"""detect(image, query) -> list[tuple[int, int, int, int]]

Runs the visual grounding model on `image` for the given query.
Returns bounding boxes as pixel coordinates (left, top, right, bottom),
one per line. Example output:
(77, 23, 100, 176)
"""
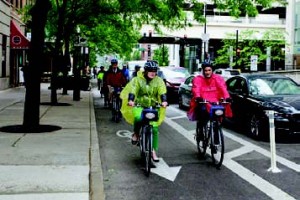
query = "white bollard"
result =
(266, 110, 281, 173)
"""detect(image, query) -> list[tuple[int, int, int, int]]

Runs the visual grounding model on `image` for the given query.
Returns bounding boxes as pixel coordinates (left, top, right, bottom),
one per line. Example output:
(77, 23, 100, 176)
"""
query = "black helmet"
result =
(135, 65, 141, 70)
(144, 60, 158, 72)
(201, 62, 214, 71)
(111, 58, 118, 64)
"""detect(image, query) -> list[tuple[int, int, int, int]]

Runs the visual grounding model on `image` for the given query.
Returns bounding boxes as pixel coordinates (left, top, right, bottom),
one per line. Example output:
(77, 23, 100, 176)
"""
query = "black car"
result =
(178, 74, 197, 109)
(226, 74, 300, 140)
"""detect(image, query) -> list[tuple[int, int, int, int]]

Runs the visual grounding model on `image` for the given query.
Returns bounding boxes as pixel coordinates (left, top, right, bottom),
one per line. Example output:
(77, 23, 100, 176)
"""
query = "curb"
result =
(89, 91, 105, 200)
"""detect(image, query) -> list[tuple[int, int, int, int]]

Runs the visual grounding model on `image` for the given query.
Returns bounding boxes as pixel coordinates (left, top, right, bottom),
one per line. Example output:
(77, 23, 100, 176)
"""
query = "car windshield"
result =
(249, 77, 300, 95)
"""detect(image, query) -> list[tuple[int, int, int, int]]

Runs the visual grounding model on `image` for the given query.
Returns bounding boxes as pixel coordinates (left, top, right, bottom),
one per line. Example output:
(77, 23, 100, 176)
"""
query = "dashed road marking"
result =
(163, 110, 297, 200)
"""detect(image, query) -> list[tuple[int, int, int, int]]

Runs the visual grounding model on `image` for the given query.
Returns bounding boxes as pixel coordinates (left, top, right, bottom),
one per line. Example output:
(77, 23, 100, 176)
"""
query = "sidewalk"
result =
(0, 82, 104, 200)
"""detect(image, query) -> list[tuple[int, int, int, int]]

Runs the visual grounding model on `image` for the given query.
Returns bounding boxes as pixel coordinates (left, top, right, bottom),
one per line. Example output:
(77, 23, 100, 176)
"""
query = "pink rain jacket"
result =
(187, 74, 232, 121)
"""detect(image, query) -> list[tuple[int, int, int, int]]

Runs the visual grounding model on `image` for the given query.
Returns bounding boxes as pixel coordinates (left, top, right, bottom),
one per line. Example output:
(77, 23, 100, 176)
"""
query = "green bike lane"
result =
(93, 89, 299, 200)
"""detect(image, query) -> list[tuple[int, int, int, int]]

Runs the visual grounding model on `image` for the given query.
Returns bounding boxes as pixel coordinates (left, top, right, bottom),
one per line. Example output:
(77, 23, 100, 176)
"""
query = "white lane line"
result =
(169, 115, 187, 120)
(163, 117, 297, 200)
(165, 107, 300, 173)
(224, 159, 295, 200)
(225, 146, 254, 159)
(223, 131, 300, 172)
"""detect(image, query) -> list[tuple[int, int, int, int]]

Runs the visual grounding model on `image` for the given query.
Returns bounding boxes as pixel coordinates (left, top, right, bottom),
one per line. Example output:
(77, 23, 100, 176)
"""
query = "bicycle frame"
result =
(196, 99, 228, 168)
(138, 106, 159, 176)
(111, 87, 122, 122)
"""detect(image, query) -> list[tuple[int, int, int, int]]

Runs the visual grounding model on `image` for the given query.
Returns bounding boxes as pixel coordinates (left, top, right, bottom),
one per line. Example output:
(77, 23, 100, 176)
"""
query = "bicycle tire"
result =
(196, 121, 208, 158)
(111, 95, 116, 121)
(114, 97, 120, 122)
(144, 126, 152, 177)
(139, 127, 145, 159)
(210, 122, 225, 168)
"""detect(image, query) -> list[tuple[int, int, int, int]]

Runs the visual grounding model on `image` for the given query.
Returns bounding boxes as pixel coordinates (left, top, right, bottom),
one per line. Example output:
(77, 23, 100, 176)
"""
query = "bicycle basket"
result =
(141, 108, 159, 122)
(209, 105, 225, 118)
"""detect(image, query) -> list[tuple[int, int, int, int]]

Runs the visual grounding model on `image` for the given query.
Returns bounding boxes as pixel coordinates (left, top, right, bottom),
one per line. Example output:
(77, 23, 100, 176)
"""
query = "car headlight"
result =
(274, 111, 291, 119)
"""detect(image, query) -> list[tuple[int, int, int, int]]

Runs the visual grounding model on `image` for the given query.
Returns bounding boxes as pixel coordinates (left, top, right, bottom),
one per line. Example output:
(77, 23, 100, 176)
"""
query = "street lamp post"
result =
(201, 3, 209, 63)
(235, 30, 239, 68)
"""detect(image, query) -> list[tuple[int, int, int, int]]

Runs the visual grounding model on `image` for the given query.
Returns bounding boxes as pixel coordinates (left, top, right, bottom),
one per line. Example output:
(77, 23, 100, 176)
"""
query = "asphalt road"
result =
(92, 90, 300, 200)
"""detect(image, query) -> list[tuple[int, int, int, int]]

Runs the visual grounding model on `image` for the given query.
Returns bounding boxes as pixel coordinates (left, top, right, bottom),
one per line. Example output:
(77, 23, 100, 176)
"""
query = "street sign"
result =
(201, 33, 210, 42)
(250, 55, 258, 71)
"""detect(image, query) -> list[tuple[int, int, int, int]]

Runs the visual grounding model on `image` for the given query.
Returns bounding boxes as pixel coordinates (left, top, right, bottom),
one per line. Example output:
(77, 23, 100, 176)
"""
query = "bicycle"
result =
(111, 87, 122, 122)
(195, 98, 230, 168)
(136, 104, 159, 177)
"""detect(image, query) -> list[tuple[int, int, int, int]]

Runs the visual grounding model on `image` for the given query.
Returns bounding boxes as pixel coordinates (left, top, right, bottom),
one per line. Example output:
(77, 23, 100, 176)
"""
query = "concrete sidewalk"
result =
(0, 83, 104, 200)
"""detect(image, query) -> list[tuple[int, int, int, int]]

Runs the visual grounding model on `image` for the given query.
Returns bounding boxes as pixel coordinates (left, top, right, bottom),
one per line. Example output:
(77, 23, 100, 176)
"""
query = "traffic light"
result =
(236, 48, 241, 57)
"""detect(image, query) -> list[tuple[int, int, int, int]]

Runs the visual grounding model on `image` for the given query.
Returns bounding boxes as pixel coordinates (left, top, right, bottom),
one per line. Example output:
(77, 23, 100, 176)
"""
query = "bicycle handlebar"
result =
(196, 98, 231, 105)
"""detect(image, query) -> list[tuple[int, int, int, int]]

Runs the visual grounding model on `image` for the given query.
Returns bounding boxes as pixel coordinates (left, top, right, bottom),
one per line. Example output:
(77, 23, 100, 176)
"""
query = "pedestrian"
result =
(93, 67, 97, 79)
(131, 65, 141, 79)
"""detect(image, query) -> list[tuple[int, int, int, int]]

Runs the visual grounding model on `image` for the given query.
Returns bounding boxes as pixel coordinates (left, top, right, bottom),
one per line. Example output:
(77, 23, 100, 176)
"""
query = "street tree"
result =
(153, 45, 170, 66)
(23, 0, 51, 130)
(214, 29, 286, 71)
(23, 0, 282, 130)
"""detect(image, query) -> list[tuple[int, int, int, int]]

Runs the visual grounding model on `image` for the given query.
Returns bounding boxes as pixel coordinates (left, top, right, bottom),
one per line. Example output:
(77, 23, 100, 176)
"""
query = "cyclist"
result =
(187, 63, 232, 136)
(106, 59, 127, 106)
(97, 66, 106, 96)
(131, 65, 141, 79)
(120, 60, 168, 162)
(122, 64, 130, 82)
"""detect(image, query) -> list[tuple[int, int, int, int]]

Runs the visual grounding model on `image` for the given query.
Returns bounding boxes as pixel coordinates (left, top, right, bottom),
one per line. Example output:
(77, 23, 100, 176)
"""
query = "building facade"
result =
(286, 0, 300, 68)
(0, 0, 29, 90)
(140, 3, 287, 72)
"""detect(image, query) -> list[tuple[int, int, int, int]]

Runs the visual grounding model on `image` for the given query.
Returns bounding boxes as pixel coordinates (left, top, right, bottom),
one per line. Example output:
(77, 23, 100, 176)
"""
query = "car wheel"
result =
(248, 114, 268, 140)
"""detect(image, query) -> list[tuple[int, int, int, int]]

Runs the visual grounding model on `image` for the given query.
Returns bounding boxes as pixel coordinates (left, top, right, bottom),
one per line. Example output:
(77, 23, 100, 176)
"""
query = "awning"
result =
(10, 20, 30, 49)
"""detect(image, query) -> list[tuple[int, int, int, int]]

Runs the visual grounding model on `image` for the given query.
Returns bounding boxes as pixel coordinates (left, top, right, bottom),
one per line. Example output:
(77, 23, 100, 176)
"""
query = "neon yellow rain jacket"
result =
(120, 71, 167, 125)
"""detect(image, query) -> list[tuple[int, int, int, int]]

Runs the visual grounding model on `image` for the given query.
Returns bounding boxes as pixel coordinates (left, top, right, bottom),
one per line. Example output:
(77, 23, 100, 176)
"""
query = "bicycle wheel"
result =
(111, 95, 116, 121)
(114, 97, 120, 122)
(139, 127, 145, 159)
(196, 121, 208, 158)
(210, 122, 225, 168)
(144, 126, 152, 177)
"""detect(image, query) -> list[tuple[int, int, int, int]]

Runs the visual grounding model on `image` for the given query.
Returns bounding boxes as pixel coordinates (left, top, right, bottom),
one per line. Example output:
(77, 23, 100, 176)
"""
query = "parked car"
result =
(226, 74, 300, 140)
(214, 68, 240, 80)
(160, 66, 190, 101)
(178, 74, 197, 109)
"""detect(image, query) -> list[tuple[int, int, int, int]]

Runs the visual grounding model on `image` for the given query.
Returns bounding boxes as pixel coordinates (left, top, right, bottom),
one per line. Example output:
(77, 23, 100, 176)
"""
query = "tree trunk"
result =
(23, 0, 51, 130)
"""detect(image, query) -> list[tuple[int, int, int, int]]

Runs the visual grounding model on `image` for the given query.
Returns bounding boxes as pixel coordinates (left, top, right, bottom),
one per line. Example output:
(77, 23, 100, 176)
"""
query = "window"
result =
(2, 35, 7, 77)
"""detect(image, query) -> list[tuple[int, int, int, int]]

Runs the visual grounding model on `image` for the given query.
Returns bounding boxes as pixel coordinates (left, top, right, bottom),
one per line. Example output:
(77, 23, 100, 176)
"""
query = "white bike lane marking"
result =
(115, 130, 182, 182)
(163, 110, 296, 200)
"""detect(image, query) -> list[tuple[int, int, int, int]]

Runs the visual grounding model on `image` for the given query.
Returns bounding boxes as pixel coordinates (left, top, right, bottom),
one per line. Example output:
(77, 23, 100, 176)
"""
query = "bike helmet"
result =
(201, 62, 214, 71)
(135, 65, 141, 70)
(111, 58, 118, 64)
(144, 60, 158, 72)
